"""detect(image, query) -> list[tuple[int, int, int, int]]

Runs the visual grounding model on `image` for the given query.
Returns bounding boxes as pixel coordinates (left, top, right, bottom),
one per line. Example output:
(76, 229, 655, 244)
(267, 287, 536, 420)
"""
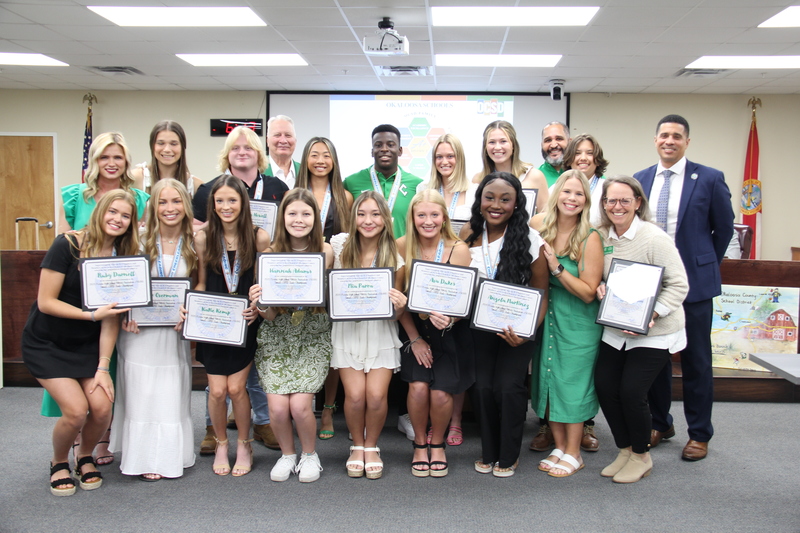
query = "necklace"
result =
(292, 244, 310, 252)
(225, 238, 236, 249)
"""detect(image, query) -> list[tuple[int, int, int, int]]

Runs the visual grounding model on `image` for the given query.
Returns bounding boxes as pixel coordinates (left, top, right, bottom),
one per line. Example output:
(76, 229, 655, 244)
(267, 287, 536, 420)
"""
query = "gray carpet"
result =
(0, 386, 796, 533)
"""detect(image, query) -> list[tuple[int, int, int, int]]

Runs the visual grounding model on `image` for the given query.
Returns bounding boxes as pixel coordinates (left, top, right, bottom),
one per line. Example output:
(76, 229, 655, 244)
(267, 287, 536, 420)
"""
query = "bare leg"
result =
(207, 373, 231, 474)
(447, 392, 465, 445)
(39, 378, 89, 487)
(363, 368, 393, 473)
(319, 368, 339, 438)
(267, 393, 295, 455)
(550, 421, 584, 475)
(290, 393, 317, 454)
(339, 368, 366, 467)
(408, 381, 431, 469)
(228, 364, 253, 475)
(429, 389, 453, 470)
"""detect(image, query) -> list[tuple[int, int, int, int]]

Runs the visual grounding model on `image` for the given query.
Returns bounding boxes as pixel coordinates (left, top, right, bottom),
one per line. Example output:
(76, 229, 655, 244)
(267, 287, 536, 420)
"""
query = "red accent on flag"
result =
(81, 108, 92, 182)
(740, 117, 761, 259)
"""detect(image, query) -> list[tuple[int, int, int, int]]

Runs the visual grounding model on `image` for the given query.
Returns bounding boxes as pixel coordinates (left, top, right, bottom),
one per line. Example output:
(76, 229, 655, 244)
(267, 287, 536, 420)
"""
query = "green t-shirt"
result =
(61, 183, 150, 230)
(343, 166, 423, 238)
(538, 162, 563, 188)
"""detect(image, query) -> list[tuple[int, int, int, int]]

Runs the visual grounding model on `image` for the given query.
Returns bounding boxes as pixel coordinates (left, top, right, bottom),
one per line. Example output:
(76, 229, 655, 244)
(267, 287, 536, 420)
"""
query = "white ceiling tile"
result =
(2, 3, 100, 25)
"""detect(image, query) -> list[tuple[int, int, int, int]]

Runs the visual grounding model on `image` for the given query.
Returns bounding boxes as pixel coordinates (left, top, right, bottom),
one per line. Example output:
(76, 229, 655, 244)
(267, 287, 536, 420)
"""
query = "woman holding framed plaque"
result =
(112, 179, 197, 481)
(594, 176, 688, 483)
(249, 189, 334, 483)
(330, 191, 408, 479)
(529, 170, 604, 478)
(460, 171, 549, 478)
(22, 190, 140, 496)
(294, 137, 353, 441)
(193, 176, 270, 477)
(397, 190, 473, 477)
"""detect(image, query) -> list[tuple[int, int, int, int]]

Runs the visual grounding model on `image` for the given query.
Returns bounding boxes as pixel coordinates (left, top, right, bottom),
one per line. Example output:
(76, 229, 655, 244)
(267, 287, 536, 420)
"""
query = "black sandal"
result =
(429, 442, 448, 478)
(74, 455, 103, 490)
(411, 442, 430, 477)
(49, 461, 76, 497)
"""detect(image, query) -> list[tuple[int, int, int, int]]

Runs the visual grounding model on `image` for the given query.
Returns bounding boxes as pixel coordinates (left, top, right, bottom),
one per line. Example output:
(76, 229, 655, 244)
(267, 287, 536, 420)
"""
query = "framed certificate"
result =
(182, 291, 249, 347)
(596, 258, 664, 335)
(470, 278, 543, 339)
(250, 199, 279, 240)
(327, 268, 395, 322)
(79, 255, 152, 310)
(450, 218, 469, 236)
(257, 253, 325, 306)
(406, 260, 478, 318)
(522, 188, 539, 218)
(128, 278, 191, 327)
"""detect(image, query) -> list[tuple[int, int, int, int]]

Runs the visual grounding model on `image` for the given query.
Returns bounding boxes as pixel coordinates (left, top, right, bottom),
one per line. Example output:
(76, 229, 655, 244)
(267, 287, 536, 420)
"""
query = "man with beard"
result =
(539, 121, 570, 188)
(343, 124, 423, 238)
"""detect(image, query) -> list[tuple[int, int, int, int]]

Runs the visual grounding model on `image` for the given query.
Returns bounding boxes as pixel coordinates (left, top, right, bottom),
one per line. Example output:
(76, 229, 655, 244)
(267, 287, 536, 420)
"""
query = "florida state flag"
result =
(740, 111, 761, 259)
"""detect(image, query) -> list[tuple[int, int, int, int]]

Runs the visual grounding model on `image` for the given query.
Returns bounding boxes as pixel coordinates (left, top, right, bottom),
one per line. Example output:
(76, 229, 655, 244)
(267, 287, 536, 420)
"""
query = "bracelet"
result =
(445, 317, 455, 331)
(96, 366, 110, 373)
(91, 310, 97, 322)
(99, 356, 111, 362)
(403, 335, 422, 353)
(256, 304, 270, 312)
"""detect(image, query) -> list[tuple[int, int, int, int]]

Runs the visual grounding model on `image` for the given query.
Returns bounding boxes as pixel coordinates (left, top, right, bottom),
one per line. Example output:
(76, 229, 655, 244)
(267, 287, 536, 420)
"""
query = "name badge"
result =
(604, 246, 614, 255)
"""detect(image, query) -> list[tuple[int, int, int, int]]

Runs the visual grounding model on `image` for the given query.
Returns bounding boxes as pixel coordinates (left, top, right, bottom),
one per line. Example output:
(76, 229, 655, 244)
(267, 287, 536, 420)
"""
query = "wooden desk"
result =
(749, 354, 800, 385)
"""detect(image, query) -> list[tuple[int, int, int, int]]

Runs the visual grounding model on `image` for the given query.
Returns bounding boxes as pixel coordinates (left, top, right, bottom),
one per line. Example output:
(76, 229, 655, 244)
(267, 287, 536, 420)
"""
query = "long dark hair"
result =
(295, 136, 350, 234)
(466, 171, 533, 286)
(204, 175, 257, 274)
(148, 120, 192, 191)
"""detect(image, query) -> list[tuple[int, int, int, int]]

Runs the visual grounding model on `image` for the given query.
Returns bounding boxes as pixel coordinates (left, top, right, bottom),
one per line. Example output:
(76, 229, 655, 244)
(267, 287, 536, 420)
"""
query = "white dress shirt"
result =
(648, 157, 687, 241)
(269, 155, 296, 189)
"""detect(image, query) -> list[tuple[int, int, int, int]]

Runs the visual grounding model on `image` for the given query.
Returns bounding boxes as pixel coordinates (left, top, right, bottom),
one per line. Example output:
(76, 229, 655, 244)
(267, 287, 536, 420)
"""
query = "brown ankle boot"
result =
(253, 423, 280, 450)
(199, 426, 216, 455)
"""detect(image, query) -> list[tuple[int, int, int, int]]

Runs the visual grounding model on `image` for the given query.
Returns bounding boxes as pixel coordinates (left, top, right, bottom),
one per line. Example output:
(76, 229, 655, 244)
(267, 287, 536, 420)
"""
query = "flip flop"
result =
(538, 448, 564, 472)
(548, 453, 585, 478)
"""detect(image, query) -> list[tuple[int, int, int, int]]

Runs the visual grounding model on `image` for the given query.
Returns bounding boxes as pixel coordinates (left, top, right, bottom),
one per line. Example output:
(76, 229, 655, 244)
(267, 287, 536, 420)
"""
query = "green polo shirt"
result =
(343, 166, 423, 238)
(539, 162, 563, 188)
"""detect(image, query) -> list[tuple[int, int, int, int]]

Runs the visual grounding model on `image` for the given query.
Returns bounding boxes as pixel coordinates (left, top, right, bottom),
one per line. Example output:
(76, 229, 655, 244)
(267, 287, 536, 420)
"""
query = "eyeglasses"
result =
(603, 197, 635, 207)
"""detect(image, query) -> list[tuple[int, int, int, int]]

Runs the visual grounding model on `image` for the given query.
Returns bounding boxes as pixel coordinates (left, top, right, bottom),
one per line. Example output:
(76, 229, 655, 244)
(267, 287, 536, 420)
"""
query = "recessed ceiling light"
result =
(687, 56, 800, 69)
(0, 53, 68, 66)
(431, 6, 599, 26)
(435, 54, 561, 67)
(87, 6, 266, 27)
(759, 6, 800, 27)
(176, 54, 307, 67)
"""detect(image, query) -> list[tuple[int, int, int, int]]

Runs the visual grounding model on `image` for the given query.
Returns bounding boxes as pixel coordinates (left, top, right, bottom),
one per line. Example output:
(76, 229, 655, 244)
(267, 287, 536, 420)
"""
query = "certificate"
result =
(596, 258, 664, 335)
(450, 218, 469, 236)
(257, 253, 325, 306)
(522, 188, 539, 218)
(470, 279, 543, 339)
(327, 268, 395, 322)
(80, 255, 152, 310)
(406, 260, 478, 318)
(250, 199, 279, 239)
(128, 278, 191, 327)
(182, 291, 249, 347)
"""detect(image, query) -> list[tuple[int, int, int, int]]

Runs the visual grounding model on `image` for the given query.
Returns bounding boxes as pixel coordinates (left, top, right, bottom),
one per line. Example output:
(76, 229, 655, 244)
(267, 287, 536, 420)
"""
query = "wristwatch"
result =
(551, 264, 564, 277)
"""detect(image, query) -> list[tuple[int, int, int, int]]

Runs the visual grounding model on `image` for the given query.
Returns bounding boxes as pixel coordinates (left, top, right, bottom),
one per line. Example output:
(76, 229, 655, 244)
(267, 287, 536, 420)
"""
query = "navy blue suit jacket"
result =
(634, 160, 734, 304)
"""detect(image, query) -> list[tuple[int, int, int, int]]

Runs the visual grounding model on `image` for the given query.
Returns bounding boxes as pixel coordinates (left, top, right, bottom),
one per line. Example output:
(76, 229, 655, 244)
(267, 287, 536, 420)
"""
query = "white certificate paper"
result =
(182, 291, 248, 346)
(450, 219, 469, 236)
(250, 200, 279, 240)
(596, 259, 664, 335)
(470, 279, 543, 339)
(327, 268, 395, 321)
(522, 188, 539, 218)
(128, 278, 191, 327)
(80, 255, 152, 310)
(257, 253, 325, 306)
(406, 260, 478, 318)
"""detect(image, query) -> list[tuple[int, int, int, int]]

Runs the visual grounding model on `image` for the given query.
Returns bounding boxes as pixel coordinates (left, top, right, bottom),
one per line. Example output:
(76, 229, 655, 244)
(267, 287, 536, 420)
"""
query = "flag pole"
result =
(740, 97, 762, 259)
(81, 93, 97, 182)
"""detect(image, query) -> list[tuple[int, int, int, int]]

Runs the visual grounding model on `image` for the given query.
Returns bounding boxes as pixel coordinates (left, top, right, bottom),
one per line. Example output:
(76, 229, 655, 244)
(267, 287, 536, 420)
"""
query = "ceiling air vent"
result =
(675, 68, 728, 78)
(374, 65, 432, 77)
(89, 66, 145, 76)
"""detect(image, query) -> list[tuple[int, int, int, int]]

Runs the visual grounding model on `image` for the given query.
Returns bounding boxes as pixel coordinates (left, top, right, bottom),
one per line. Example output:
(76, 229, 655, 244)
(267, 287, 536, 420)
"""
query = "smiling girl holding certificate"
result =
(193, 176, 270, 477)
(460, 172, 549, 478)
(112, 179, 197, 481)
(397, 190, 473, 478)
(22, 190, 139, 496)
(248, 189, 334, 483)
(330, 191, 408, 479)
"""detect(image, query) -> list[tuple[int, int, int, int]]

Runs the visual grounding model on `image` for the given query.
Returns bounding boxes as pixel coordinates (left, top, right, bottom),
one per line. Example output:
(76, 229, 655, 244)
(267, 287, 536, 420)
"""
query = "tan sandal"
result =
(212, 437, 230, 476)
(232, 438, 254, 477)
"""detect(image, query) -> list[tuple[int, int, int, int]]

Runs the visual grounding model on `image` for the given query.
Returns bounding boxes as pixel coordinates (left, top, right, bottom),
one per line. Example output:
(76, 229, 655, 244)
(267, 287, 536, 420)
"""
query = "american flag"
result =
(81, 105, 92, 182)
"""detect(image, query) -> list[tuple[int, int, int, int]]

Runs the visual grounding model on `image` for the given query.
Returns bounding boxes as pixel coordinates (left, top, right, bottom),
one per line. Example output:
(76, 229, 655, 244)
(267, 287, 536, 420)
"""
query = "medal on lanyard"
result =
(291, 307, 305, 326)
(589, 176, 599, 194)
(319, 184, 332, 229)
(418, 239, 444, 321)
(156, 236, 182, 278)
(481, 224, 504, 280)
(439, 186, 460, 219)
(253, 175, 264, 200)
(370, 166, 403, 211)
(220, 237, 241, 294)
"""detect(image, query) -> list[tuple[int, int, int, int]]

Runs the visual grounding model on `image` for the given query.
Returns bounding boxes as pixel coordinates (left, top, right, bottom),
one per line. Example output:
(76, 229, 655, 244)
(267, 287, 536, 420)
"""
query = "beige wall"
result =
(1, 90, 797, 259)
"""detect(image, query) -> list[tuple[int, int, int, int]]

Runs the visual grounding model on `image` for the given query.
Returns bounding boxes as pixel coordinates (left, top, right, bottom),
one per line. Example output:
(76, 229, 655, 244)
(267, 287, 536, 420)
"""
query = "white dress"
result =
(329, 233, 404, 372)
(110, 254, 195, 478)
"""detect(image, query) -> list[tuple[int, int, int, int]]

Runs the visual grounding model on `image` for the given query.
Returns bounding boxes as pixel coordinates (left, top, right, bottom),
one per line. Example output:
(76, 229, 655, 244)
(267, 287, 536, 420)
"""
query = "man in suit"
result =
(634, 114, 734, 461)
(265, 115, 300, 188)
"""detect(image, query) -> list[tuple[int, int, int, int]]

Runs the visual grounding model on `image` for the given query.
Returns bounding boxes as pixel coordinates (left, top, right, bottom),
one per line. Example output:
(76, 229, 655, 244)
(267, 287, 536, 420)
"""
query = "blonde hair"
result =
(341, 191, 398, 270)
(76, 189, 140, 258)
(427, 134, 469, 194)
(539, 169, 594, 262)
(403, 190, 459, 290)
(217, 126, 268, 174)
(476, 121, 529, 182)
(83, 132, 135, 201)
(143, 178, 197, 274)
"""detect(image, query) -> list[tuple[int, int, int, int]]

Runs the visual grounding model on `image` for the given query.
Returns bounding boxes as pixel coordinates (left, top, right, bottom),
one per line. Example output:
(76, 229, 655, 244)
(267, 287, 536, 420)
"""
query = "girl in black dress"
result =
(23, 190, 140, 496)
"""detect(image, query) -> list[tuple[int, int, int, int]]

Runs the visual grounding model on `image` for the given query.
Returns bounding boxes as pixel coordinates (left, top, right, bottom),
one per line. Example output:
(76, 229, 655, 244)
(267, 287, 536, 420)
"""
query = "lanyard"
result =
(433, 238, 444, 263)
(156, 236, 182, 278)
(481, 224, 504, 279)
(439, 186, 460, 218)
(319, 184, 332, 228)
(370, 166, 403, 211)
(253, 175, 263, 200)
(589, 175, 600, 194)
(220, 237, 241, 294)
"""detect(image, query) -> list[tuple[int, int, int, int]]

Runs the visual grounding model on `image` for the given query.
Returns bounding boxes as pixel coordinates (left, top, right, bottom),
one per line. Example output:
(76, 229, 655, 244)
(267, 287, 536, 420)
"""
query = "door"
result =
(0, 135, 56, 250)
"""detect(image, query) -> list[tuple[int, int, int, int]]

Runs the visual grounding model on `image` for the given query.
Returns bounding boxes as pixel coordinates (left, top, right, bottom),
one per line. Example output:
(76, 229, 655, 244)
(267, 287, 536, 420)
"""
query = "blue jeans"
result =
(204, 365, 270, 425)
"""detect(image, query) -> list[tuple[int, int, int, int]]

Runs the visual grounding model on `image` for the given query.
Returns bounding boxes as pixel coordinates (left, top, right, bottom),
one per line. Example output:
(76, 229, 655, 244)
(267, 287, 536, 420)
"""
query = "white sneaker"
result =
(270, 454, 297, 482)
(296, 452, 323, 483)
(397, 413, 415, 440)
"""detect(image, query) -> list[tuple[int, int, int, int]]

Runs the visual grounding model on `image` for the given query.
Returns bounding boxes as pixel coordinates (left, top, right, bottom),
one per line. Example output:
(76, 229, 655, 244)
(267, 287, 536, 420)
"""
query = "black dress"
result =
(195, 250, 260, 376)
(22, 234, 102, 379)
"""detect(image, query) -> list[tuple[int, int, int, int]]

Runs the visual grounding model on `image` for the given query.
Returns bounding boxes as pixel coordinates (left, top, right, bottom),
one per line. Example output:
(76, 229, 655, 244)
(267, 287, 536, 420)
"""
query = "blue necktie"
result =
(656, 169, 673, 232)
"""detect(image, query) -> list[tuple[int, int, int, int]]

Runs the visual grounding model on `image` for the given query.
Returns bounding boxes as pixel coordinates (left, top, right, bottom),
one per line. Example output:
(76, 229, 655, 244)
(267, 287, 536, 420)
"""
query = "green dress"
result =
(531, 231, 602, 423)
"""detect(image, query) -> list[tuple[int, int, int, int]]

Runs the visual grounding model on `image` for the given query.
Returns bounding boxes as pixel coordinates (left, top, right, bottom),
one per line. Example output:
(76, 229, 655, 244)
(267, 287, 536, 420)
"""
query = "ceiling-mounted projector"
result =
(363, 17, 409, 56)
